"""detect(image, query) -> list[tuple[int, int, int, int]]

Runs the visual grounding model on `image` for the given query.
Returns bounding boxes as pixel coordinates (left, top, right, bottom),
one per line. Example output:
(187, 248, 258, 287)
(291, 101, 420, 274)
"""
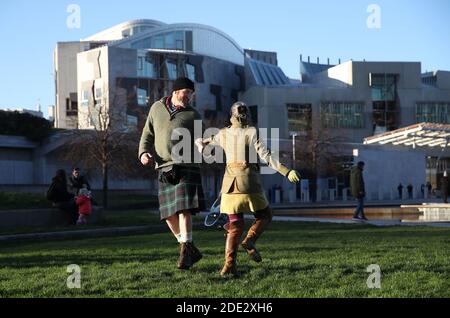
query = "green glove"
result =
(287, 170, 301, 183)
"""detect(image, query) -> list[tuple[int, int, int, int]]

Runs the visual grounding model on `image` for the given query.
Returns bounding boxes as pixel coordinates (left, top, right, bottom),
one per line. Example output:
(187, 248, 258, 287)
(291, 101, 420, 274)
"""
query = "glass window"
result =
(186, 63, 195, 81)
(81, 90, 89, 101)
(137, 88, 148, 106)
(95, 87, 102, 100)
(164, 32, 175, 49)
(81, 90, 89, 107)
(144, 58, 155, 78)
(175, 31, 184, 50)
(175, 31, 184, 41)
(137, 54, 155, 78)
(286, 103, 312, 131)
(370, 73, 396, 101)
(321, 102, 364, 129)
(166, 61, 177, 80)
(416, 102, 450, 124)
(153, 35, 164, 49)
(137, 57, 143, 70)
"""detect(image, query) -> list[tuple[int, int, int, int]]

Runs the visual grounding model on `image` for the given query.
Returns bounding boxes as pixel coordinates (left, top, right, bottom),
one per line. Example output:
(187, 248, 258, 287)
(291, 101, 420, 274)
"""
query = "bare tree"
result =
(58, 79, 153, 208)
(294, 128, 350, 202)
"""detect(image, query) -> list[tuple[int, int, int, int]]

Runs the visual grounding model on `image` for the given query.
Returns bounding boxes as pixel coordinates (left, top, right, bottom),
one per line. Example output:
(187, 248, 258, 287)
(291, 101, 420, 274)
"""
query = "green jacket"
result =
(138, 97, 203, 169)
(204, 119, 290, 194)
(350, 166, 365, 198)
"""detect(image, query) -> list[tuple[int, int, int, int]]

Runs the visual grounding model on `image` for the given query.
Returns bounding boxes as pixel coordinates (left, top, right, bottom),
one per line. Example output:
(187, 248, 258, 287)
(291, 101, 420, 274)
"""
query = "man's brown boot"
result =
(186, 241, 202, 265)
(241, 207, 273, 263)
(220, 219, 244, 277)
(177, 242, 192, 270)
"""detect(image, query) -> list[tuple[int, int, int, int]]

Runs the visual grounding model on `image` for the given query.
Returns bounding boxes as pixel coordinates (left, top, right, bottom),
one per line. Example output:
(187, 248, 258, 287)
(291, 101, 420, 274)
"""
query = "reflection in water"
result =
(418, 208, 450, 221)
(284, 213, 421, 221)
(275, 207, 450, 222)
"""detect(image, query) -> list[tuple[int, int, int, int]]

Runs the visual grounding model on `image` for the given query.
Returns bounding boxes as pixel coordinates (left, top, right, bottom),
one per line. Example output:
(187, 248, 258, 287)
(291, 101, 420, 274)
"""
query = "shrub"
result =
(0, 110, 52, 142)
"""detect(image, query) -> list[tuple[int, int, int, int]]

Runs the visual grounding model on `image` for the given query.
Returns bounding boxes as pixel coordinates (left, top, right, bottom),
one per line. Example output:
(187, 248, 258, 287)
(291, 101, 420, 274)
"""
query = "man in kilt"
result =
(139, 77, 205, 270)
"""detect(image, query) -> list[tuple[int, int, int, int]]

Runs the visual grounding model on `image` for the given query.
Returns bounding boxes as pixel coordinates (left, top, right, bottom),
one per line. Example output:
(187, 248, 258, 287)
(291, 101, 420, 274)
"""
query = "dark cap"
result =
(357, 161, 365, 166)
(172, 77, 195, 92)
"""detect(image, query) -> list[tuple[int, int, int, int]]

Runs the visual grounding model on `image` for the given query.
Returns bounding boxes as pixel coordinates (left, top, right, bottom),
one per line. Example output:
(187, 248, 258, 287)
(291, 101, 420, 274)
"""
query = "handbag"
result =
(158, 165, 180, 185)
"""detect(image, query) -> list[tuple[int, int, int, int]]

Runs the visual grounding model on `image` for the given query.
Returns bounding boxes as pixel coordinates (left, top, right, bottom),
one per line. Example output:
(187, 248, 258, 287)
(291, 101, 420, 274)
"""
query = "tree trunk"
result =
(102, 162, 108, 208)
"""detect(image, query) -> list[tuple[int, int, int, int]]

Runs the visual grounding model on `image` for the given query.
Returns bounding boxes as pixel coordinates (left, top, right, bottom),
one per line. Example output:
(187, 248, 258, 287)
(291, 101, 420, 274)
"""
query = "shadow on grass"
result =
(0, 250, 176, 269)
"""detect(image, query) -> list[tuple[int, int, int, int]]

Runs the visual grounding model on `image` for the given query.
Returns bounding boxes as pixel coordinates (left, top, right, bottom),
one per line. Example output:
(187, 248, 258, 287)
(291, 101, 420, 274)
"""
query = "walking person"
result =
(350, 161, 368, 221)
(196, 102, 301, 277)
(397, 183, 404, 199)
(426, 182, 432, 196)
(407, 183, 413, 200)
(139, 77, 205, 270)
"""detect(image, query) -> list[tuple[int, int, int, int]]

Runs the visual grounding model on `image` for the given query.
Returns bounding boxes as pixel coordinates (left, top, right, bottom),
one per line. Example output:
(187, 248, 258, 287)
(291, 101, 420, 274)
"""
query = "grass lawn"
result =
(0, 209, 165, 236)
(0, 192, 158, 211)
(0, 192, 53, 210)
(0, 221, 449, 298)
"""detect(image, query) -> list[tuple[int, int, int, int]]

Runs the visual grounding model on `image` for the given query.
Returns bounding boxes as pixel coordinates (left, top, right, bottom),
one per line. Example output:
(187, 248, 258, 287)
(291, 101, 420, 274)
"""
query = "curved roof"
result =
(112, 22, 244, 54)
(83, 19, 167, 41)
(104, 21, 244, 65)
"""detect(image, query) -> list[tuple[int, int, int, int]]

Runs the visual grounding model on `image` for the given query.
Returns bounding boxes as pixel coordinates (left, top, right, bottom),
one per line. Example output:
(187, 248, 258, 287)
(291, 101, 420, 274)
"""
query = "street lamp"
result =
(292, 132, 297, 170)
(291, 132, 298, 202)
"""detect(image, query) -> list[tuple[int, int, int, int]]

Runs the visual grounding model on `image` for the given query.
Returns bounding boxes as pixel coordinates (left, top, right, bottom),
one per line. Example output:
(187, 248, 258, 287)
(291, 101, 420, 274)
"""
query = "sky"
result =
(0, 0, 449, 118)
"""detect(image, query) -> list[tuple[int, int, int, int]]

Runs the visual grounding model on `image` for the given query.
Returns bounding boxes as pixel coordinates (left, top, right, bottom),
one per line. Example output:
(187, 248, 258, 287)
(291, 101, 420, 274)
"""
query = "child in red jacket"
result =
(76, 188, 92, 225)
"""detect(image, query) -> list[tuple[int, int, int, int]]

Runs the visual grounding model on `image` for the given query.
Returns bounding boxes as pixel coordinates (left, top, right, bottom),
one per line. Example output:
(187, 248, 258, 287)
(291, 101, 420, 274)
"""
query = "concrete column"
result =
(289, 189, 295, 203)
(275, 190, 280, 203)
(316, 189, 322, 202)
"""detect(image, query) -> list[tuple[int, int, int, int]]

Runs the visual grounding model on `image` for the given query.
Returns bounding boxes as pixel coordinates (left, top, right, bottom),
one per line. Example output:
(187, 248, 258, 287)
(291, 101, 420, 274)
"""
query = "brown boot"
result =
(177, 242, 192, 270)
(241, 207, 273, 263)
(220, 219, 244, 277)
(186, 241, 202, 265)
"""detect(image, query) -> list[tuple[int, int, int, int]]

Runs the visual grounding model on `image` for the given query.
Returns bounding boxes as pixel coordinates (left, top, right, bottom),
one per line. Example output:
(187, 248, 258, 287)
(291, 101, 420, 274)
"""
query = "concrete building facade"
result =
(241, 59, 450, 201)
(48, 19, 450, 203)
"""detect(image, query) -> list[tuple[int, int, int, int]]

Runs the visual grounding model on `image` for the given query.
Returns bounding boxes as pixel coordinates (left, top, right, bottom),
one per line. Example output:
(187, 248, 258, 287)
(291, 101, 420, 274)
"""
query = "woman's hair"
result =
(230, 102, 251, 123)
(54, 169, 67, 184)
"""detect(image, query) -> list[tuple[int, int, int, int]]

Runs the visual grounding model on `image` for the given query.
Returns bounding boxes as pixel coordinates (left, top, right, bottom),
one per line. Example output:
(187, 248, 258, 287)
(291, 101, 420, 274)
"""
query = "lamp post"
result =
(292, 132, 297, 170)
(291, 132, 298, 202)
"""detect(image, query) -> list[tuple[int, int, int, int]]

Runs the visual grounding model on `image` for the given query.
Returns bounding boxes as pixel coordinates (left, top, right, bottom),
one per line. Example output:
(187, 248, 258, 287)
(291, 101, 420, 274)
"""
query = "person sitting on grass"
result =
(47, 169, 78, 225)
(75, 187, 92, 225)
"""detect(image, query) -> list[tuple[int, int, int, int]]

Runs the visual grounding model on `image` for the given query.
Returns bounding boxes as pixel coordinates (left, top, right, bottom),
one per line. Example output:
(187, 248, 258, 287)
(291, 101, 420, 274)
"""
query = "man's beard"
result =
(180, 97, 190, 106)
(178, 96, 191, 107)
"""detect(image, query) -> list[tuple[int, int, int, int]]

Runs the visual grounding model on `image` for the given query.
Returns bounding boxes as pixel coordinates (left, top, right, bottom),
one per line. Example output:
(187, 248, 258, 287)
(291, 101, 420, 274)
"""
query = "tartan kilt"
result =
(158, 166, 206, 220)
